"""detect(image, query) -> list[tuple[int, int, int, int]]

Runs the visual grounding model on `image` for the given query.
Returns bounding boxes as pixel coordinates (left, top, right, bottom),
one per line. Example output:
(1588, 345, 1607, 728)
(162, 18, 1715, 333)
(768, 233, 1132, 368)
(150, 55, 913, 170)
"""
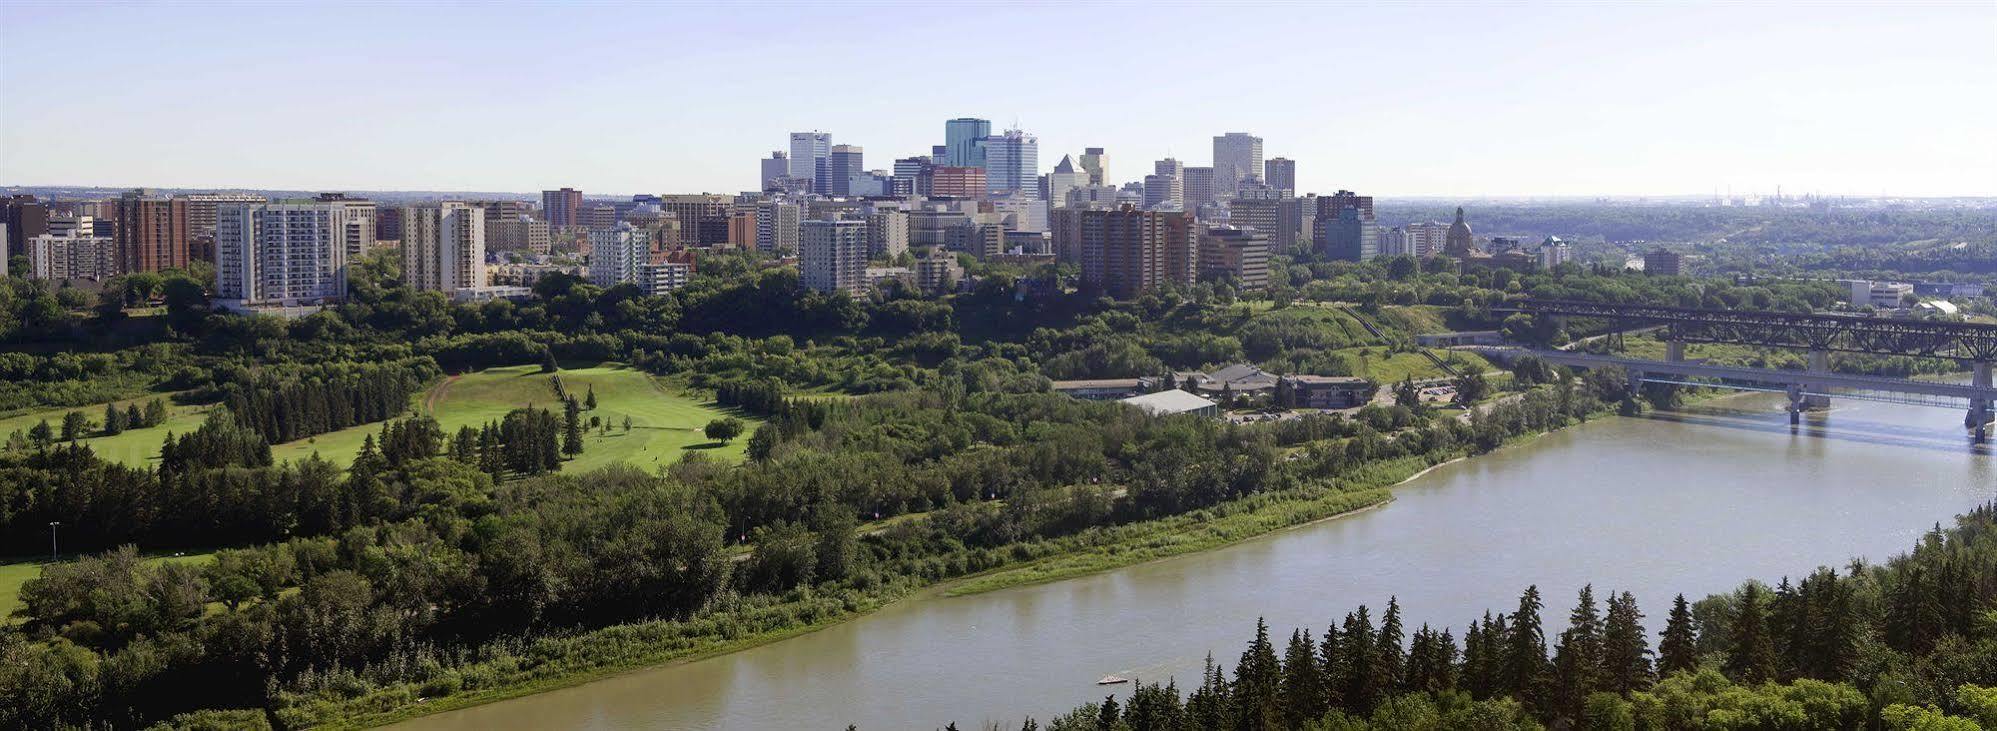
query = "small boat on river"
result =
(1097, 674, 1128, 685)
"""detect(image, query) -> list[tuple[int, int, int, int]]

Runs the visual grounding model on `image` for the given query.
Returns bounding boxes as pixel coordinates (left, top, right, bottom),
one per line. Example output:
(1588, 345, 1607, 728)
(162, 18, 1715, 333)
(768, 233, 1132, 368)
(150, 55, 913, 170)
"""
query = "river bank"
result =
(307, 386, 1802, 729)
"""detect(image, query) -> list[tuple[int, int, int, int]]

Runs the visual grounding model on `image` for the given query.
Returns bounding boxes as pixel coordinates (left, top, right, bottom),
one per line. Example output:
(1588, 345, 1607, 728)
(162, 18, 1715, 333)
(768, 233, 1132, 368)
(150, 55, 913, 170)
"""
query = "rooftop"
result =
(1120, 389, 1218, 416)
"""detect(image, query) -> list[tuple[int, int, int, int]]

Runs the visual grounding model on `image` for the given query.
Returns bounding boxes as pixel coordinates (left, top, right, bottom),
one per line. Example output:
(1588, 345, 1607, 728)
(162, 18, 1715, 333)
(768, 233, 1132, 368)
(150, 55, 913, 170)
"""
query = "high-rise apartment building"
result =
(1078, 206, 1198, 298)
(981, 129, 1039, 198)
(1079, 147, 1108, 186)
(944, 117, 990, 168)
(760, 151, 790, 190)
(1644, 248, 1683, 276)
(829, 145, 865, 196)
(789, 131, 832, 191)
(1212, 132, 1264, 200)
(1314, 190, 1377, 261)
(1264, 158, 1295, 194)
(28, 233, 119, 281)
(755, 200, 801, 254)
(114, 190, 192, 272)
(866, 208, 909, 258)
(214, 201, 353, 310)
(800, 219, 868, 295)
(589, 223, 646, 288)
(1199, 226, 1271, 289)
(488, 218, 552, 255)
(401, 203, 486, 292)
(179, 193, 268, 246)
(45, 214, 95, 238)
(542, 188, 583, 228)
(1227, 196, 1279, 240)
(314, 193, 377, 259)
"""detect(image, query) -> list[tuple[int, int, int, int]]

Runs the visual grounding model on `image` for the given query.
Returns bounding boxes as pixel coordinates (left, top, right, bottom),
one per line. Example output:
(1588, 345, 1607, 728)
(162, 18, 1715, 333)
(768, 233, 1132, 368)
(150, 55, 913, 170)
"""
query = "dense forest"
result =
(995, 503, 1997, 731)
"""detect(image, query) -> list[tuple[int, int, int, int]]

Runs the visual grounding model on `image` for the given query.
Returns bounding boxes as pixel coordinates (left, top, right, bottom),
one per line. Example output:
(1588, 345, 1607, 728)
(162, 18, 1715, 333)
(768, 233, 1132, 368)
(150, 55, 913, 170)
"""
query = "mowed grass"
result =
(272, 364, 753, 469)
(0, 396, 213, 467)
(2, 551, 215, 621)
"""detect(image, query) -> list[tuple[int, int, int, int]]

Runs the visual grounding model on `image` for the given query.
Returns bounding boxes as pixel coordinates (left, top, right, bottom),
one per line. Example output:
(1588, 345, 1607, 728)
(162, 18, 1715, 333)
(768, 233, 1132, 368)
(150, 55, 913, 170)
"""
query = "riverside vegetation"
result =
(0, 245, 1953, 729)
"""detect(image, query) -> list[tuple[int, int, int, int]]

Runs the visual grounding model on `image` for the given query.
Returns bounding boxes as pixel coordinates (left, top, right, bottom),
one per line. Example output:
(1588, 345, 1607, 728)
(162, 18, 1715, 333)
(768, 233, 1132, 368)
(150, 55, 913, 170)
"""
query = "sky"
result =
(2, 1, 1993, 198)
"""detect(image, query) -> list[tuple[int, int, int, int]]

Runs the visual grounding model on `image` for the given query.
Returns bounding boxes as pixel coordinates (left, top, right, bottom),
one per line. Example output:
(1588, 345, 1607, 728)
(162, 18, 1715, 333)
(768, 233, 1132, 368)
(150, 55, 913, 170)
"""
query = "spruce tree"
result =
(1599, 590, 1653, 694)
(1233, 617, 1281, 730)
(126, 403, 144, 430)
(1725, 584, 1778, 684)
(562, 398, 584, 456)
(1551, 585, 1604, 719)
(1658, 594, 1699, 676)
(1500, 585, 1549, 711)
(144, 398, 168, 427)
(1280, 629, 1325, 728)
(1376, 597, 1405, 697)
(1340, 606, 1378, 714)
(585, 386, 597, 410)
(103, 403, 126, 436)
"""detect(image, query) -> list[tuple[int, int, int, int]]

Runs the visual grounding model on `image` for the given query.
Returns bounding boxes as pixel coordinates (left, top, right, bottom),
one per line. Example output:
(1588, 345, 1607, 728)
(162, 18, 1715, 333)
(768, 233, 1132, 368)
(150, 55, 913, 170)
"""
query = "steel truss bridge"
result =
(1498, 300, 1997, 442)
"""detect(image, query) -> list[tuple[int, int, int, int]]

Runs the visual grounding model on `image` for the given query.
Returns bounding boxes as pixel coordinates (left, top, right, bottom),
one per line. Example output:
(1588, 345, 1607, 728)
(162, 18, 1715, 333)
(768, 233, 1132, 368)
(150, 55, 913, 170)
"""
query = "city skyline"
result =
(2, 2, 1993, 197)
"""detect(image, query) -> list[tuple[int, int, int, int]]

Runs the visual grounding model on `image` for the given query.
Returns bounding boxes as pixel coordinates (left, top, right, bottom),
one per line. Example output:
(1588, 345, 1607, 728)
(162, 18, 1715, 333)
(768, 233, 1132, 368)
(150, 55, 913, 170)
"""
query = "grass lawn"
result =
(1334, 347, 1494, 382)
(272, 364, 754, 469)
(1, 550, 216, 621)
(0, 396, 214, 468)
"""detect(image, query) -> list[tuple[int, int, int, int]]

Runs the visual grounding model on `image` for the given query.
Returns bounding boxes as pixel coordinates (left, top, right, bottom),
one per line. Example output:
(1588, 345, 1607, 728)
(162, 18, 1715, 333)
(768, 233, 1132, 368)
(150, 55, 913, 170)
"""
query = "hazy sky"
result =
(3, 1, 1993, 197)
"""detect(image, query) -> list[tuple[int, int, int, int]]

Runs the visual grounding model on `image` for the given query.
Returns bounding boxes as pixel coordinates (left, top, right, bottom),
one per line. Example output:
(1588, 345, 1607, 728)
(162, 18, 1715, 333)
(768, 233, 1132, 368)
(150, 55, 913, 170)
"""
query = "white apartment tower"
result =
(214, 201, 353, 309)
(589, 223, 647, 288)
(400, 203, 486, 293)
(800, 219, 868, 295)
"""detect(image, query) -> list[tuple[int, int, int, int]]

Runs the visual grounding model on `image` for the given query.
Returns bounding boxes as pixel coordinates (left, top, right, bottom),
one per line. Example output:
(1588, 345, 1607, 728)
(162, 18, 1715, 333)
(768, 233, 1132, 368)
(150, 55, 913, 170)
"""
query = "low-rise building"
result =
(1279, 375, 1375, 409)
(1120, 389, 1219, 418)
(1051, 378, 1146, 400)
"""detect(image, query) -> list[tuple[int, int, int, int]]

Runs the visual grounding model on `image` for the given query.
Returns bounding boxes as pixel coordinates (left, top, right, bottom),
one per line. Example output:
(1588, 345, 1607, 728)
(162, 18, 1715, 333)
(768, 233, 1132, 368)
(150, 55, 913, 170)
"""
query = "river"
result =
(391, 390, 1994, 730)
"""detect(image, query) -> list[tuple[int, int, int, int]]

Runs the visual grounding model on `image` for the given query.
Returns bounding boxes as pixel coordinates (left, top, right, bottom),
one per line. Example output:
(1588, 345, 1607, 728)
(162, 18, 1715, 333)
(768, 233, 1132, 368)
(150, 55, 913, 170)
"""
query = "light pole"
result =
(48, 521, 60, 560)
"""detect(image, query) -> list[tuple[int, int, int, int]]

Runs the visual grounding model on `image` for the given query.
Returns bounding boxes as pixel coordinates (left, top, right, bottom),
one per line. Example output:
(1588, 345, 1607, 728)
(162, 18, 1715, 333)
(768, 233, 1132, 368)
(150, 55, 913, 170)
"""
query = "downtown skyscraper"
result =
(1212, 132, 1264, 199)
(943, 118, 990, 168)
(789, 131, 832, 192)
(980, 128, 1038, 198)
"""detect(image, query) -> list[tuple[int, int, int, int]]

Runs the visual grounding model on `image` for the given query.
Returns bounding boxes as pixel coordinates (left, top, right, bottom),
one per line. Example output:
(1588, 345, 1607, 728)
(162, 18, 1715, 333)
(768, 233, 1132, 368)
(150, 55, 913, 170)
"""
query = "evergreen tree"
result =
(125, 403, 144, 430)
(102, 403, 126, 436)
(1186, 654, 1231, 731)
(1598, 590, 1653, 694)
(1657, 594, 1699, 676)
(541, 348, 559, 373)
(585, 386, 597, 410)
(144, 398, 168, 427)
(1232, 617, 1281, 730)
(1375, 596, 1405, 696)
(1317, 622, 1345, 711)
(562, 398, 584, 456)
(1725, 583, 1778, 684)
(1280, 629, 1325, 728)
(1340, 606, 1378, 714)
(1500, 585, 1549, 711)
(1096, 694, 1119, 731)
(61, 411, 90, 441)
(1551, 584, 1604, 720)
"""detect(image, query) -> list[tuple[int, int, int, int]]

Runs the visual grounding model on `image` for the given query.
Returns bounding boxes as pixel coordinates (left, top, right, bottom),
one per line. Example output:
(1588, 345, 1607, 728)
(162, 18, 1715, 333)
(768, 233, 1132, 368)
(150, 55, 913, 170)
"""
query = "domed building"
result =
(1444, 206, 1476, 256)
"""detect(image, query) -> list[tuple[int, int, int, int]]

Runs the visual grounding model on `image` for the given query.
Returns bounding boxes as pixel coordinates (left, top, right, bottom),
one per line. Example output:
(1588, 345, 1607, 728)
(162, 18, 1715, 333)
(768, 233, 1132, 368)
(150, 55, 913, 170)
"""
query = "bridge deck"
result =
(1532, 351, 1997, 401)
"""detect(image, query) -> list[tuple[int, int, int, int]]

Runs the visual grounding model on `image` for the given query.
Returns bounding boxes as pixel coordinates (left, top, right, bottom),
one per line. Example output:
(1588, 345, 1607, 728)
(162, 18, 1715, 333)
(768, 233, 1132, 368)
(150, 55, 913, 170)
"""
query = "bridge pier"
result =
(1786, 384, 1804, 425)
(1970, 361, 1993, 441)
(1804, 349, 1831, 410)
(1666, 340, 1686, 363)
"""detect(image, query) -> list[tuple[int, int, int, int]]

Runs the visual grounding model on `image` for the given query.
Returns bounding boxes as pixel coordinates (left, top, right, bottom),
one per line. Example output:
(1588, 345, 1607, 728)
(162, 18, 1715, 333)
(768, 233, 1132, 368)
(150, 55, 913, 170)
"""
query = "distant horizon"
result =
(4, 2, 1992, 198)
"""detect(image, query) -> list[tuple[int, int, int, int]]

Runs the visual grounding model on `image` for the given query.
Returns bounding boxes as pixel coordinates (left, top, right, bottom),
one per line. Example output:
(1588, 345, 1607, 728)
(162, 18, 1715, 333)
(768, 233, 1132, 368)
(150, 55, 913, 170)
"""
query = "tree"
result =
(1551, 585, 1604, 719)
(60, 411, 90, 442)
(541, 348, 559, 373)
(102, 403, 127, 436)
(1500, 585, 1549, 711)
(1725, 584, 1778, 684)
(622, 415, 633, 432)
(144, 398, 169, 427)
(562, 398, 584, 456)
(1599, 590, 1653, 695)
(126, 403, 145, 430)
(1454, 371, 1491, 405)
(1658, 594, 1698, 676)
(1280, 629, 1325, 727)
(705, 417, 744, 443)
(584, 386, 597, 410)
